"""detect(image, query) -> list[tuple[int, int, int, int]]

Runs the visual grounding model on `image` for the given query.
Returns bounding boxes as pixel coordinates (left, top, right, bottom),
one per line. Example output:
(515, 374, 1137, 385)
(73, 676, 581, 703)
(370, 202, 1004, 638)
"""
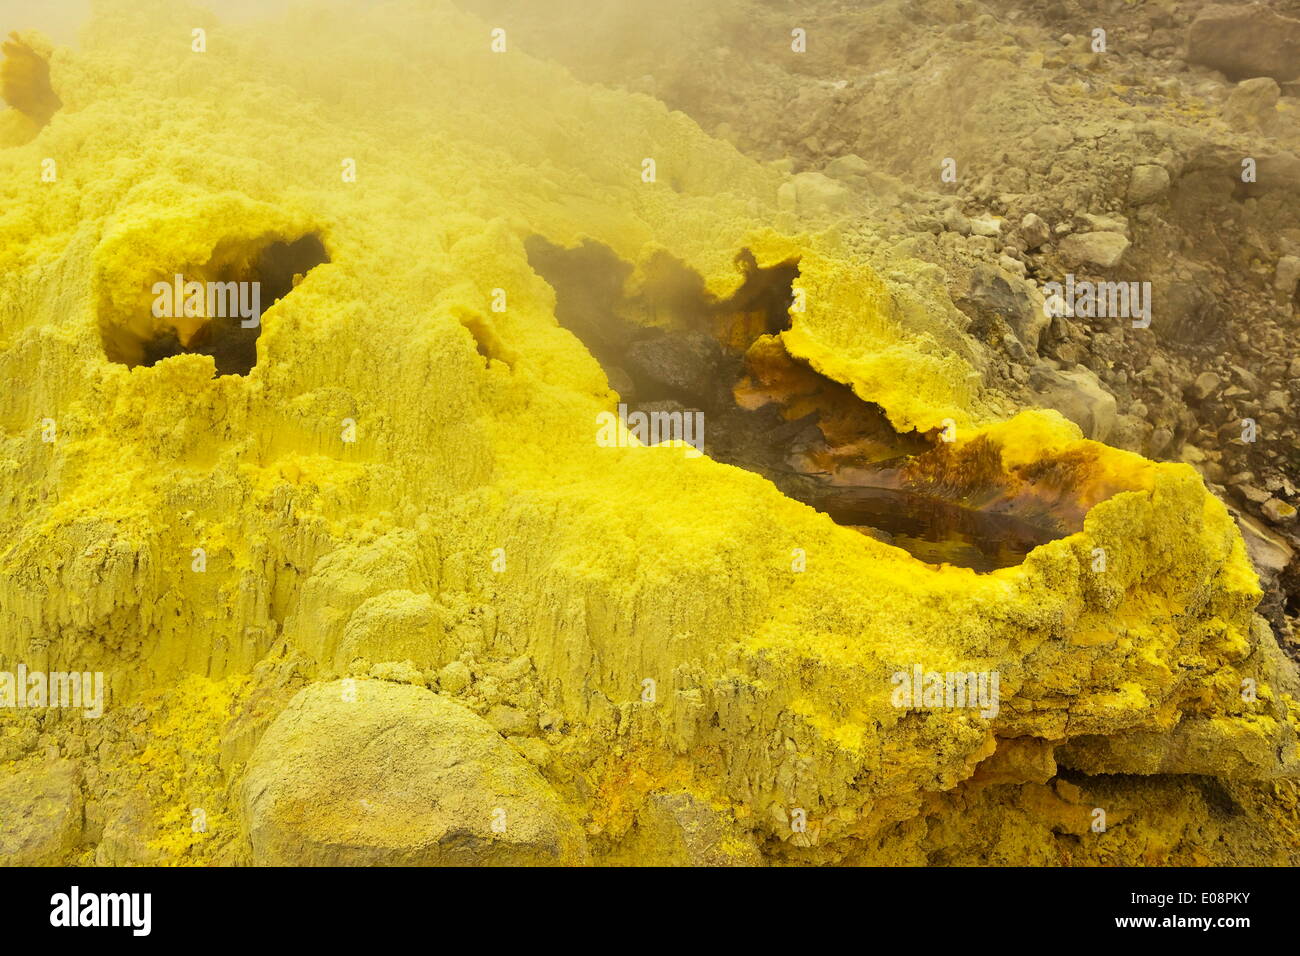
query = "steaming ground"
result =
(459, 0, 1300, 656)
(2, 0, 1299, 868)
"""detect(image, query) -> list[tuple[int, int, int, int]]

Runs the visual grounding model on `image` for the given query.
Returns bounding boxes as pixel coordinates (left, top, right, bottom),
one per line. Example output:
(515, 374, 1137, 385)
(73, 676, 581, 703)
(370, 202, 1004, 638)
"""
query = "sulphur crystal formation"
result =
(1, 0, 1298, 866)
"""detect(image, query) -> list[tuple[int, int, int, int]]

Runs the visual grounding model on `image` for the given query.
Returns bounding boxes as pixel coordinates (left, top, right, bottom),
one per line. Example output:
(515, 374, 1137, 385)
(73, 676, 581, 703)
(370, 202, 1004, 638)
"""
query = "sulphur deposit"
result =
(1, 0, 1299, 866)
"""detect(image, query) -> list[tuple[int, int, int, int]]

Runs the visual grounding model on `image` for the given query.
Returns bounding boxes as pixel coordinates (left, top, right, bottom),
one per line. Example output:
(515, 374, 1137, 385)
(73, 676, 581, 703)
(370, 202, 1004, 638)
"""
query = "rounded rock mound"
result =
(241, 680, 588, 866)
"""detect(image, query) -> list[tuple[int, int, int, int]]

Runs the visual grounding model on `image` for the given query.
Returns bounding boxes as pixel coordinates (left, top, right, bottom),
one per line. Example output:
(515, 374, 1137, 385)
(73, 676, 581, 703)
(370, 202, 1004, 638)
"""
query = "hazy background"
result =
(0, 0, 329, 45)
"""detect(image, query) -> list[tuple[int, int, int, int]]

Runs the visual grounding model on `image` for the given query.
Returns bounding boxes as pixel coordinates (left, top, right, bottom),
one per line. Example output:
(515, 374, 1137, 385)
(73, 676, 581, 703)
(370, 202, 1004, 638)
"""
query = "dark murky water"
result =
(804, 483, 1063, 572)
(527, 236, 1073, 572)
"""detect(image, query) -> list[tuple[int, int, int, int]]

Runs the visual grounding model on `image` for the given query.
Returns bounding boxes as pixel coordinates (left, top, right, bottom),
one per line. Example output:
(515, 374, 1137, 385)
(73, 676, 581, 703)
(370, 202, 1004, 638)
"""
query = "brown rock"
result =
(1020, 213, 1051, 250)
(0, 757, 82, 865)
(1224, 77, 1281, 131)
(1058, 232, 1130, 269)
(1263, 498, 1298, 525)
(1190, 371, 1220, 401)
(1187, 4, 1300, 83)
